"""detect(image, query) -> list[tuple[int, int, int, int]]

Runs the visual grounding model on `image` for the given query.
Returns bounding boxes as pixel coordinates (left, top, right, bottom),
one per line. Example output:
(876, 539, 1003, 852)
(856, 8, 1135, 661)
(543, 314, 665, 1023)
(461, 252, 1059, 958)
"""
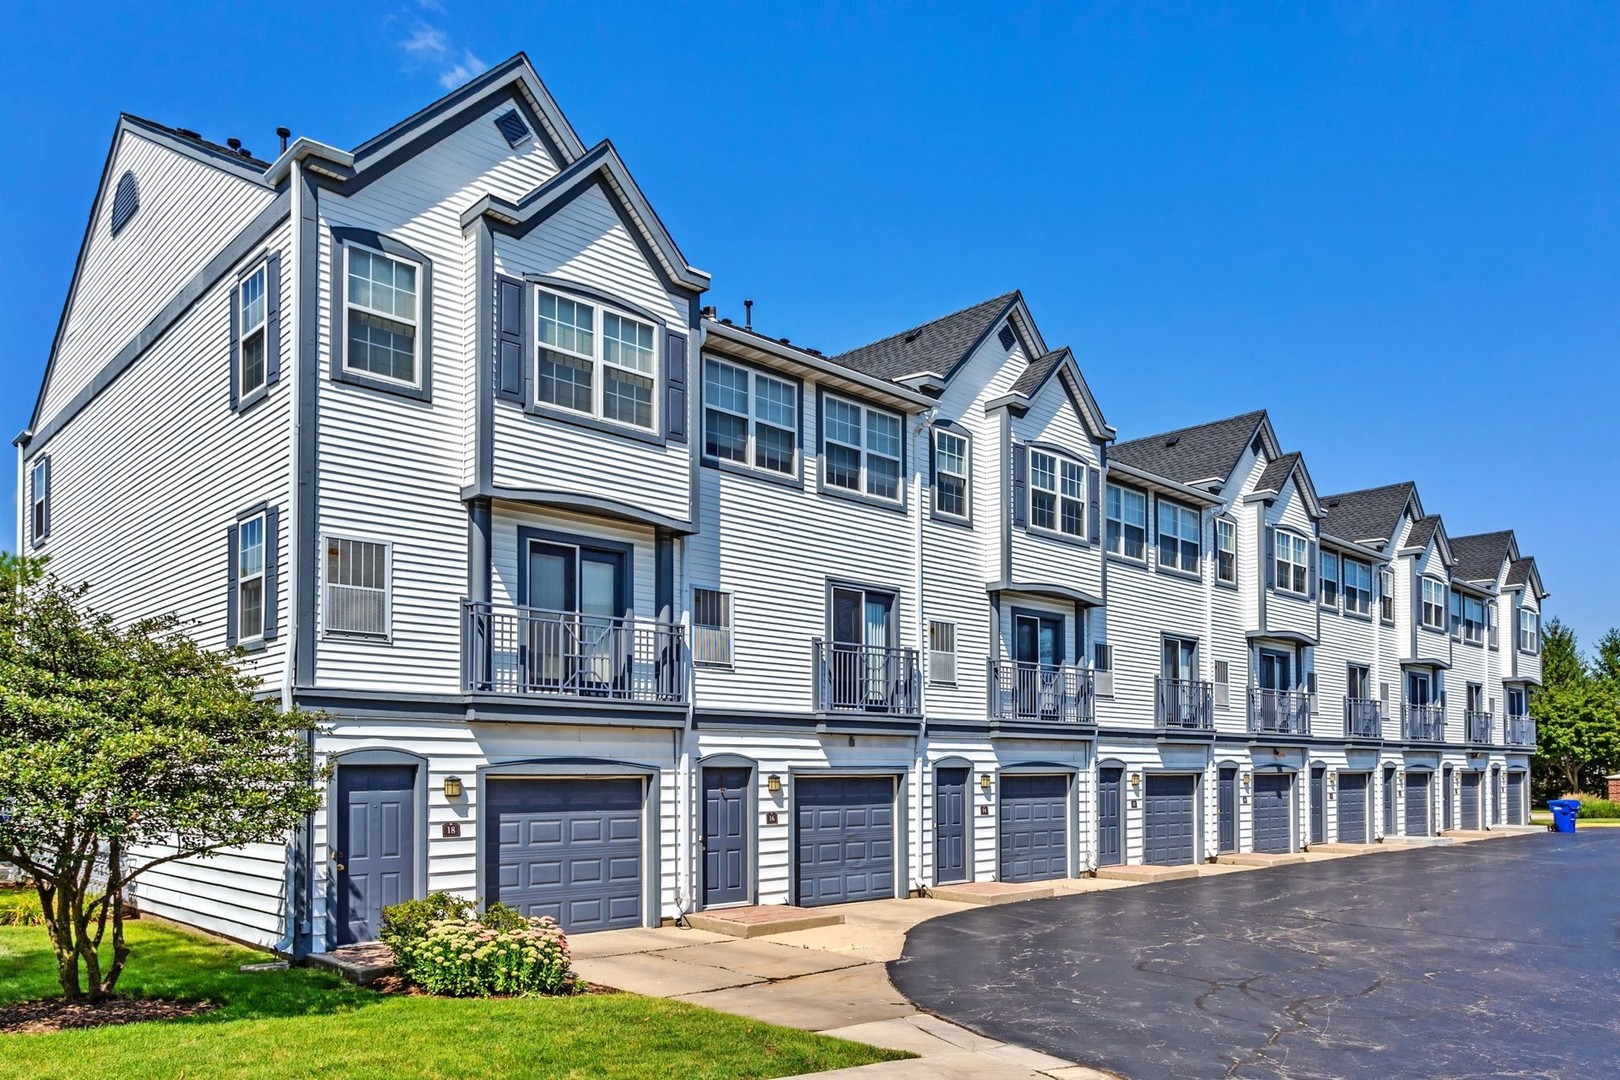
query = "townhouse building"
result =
(15, 56, 1547, 956)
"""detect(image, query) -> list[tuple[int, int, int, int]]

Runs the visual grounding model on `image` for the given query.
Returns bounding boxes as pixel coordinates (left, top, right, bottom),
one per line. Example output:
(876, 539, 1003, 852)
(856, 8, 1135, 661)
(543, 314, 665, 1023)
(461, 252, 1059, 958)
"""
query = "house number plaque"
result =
(442, 822, 461, 838)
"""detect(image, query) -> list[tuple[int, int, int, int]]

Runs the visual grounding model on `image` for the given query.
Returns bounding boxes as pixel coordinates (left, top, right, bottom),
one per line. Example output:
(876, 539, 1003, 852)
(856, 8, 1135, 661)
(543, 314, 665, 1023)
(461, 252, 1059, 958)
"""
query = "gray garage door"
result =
(1144, 774, 1197, 866)
(1338, 773, 1369, 843)
(999, 774, 1068, 883)
(1506, 772, 1525, 825)
(486, 777, 643, 933)
(796, 776, 895, 906)
(1404, 772, 1431, 837)
(1253, 773, 1293, 854)
(1461, 771, 1482, 830)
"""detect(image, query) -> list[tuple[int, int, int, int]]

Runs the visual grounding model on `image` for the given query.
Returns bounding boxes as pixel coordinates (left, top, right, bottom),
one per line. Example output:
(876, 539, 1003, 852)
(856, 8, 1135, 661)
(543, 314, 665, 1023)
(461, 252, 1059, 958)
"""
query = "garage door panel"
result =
(1144, 775, 1197, 866)
(999, 775, 1069, 883)
(1405, 774, 1431, 836)
(1253, 774, 1293, 854)
(1461, 773, 1481, 830)
(796, 777, 897, 906)
(1338, 773, 1368, 843)
(1506, 773, 1525, 825)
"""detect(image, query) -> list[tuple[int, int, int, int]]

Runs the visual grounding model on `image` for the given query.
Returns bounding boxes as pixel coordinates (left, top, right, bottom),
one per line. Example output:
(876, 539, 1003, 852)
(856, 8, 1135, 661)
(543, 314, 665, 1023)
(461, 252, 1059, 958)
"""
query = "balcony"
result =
(1156, 677, 1214, 733)
(1506, 714, 1537, 748)
(1344, 699, 1383, 740)
(813, 640, 920, 716)
(463, 601, 687, 704)
(1465, 710, 1494, 744)
(988, 661, 1096, 726)
(1248, 688, 1312, 737)
(1402, 703, 1444, 743)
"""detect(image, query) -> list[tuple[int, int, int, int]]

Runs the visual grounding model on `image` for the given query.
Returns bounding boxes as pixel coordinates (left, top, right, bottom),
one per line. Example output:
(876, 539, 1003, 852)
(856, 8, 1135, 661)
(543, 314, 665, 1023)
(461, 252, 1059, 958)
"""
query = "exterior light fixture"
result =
(767, 773, 782, 794)
(1241, 773, 1252, 788)
(442, 775, 464, 799)
(1129, 773, 1142, 787)
(980, 773, 993, 793)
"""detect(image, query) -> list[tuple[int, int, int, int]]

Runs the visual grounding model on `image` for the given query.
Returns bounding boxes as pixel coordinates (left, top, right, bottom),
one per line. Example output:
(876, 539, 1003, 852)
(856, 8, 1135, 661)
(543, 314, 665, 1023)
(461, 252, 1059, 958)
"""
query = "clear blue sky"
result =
(1, 2, 1615, 650)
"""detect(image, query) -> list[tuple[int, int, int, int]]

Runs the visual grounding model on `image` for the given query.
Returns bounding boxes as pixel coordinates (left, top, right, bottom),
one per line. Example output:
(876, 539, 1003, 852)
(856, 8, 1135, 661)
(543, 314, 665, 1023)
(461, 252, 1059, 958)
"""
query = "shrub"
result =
(379, 892, 473, 956)
(0, 887, 44, 926)
(381, 895, 575, 997)
(1576, 795, 1620, 819)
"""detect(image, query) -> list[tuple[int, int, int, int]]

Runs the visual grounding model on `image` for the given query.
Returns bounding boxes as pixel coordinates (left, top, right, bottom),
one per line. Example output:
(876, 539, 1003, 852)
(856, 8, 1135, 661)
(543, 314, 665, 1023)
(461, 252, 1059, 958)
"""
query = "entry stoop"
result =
(1216, 851, 1308, 867)
(1094, 864, 1199, 883)
(685, 905, 844, 938)
(927, 881, 1057, 906)
(1308, 843, 1382, 855)
(307, 943, 395, 985)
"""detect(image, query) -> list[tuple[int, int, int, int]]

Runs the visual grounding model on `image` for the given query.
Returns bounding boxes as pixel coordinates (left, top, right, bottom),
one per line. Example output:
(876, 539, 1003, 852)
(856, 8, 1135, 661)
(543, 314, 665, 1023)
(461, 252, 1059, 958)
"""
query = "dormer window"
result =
(1420, 577, 1447, 631)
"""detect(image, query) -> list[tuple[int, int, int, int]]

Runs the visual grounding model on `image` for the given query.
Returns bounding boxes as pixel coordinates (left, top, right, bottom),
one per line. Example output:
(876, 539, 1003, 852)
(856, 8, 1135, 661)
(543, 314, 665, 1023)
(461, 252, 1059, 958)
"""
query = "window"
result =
(933, 430, 969, 520)
(1518, 608, 1540, 653)
(322, 538, 389, 637)
(1105, 484, 1147, 560)
(1420, 577, 1447, 630)
(1274, 531, 1309, 595)
(1348, 664, 1371, 701)
(537, 290, 659, 431)
(929, 620, 957, 685)
(1215, 519, 1236, 584)
(1380, 568, 1395, 623)
(693, 587, 733, 667)
(822, 395, 902, 501)
(1030, 450, 1084, 537)
(1214, 660, 1230, 685)
(239, 264, 268, 398)
(1461, 595, 1486, 644)
(1320, 550, 1340, 607)
(237, 513, 266, 642)
(1343, 558, 1373, 616)
(345, 246, 420, 387)
(1507, 687, 1527, 716)
(1157, 500, 1199, 573)
(703, 358, 797, 475)
(29, 457, 49, 545)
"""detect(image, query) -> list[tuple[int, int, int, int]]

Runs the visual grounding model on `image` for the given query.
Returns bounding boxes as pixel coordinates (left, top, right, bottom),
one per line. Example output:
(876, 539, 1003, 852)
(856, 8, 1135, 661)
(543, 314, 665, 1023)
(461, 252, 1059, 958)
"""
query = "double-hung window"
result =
(1461, 595, 1486, 644)
(703, 358, 798, 474)
(1518, 608, 1539, 653)
(1379, 568, 1395, 622)
(29, 458, 49, 544)
(1420, 577, 1447, 630)
(1030, 450, 1083, 537)
(1343, 558, 1373, 616)
(345, 246, 420, 387)
(238, 264, 268, 398)
(933, 430, 969, 520)
(1320, 550, 1340, 607)
(538, 289, 659, 431)
(1157, 499, 1199, 573)
(822, 395, 902, 501)
(324, 537, 390, 638)
(1215, 519, 1236, 584)
(1105, 484, 1147, 560)
(692, 587, 733, 667)
(237, 513, 267, 643)
(1274, 531, 1309, 595)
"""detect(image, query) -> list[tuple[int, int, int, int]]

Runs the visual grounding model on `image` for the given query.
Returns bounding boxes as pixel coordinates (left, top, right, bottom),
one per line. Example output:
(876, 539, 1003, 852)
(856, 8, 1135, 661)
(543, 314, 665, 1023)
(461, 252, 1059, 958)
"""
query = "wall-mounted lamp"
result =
(442, 775, 464, 799)
(767, 773, 782, 794)
(980, 773, 993, 794)
(1129, 772, 1142, 787)
(1241, 773, 1252, 788)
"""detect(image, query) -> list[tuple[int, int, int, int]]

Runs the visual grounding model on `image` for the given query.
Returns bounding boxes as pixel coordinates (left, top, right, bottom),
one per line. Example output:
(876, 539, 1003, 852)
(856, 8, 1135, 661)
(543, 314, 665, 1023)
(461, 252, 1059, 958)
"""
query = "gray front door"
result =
(1491, 766, 1502, 825)
(1506, 772, 1525, 824)
(1442, 766, 1454, 831)
(1461, 771, 1482, 829)
(1310, 767, 1326, 845)
(335, 763, 417, 946)
(795, 776, 895, 906)
(1405, 772, 1431, 836)
(702, 767, 750, 908)
(1144, 774, 1197, 866)
(934, 767, 969, 885)
(1383, 767, 1396, 835)
(1218, 767, 1238, 853)
(1097, 767, 1124, 866)
(1338, 773, 1368, 843)
(1253, 773, 1293, 853)
(487, 778, 643, 933)
(998, 774, 1068, 883)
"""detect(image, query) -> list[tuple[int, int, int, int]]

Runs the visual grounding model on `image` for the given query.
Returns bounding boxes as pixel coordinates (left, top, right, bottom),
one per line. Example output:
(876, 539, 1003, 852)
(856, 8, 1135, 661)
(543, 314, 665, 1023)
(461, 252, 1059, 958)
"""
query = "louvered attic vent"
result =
(110, 170, 140, 236)
(494, 109, 532, 148)
(998, 325, 1016, 350)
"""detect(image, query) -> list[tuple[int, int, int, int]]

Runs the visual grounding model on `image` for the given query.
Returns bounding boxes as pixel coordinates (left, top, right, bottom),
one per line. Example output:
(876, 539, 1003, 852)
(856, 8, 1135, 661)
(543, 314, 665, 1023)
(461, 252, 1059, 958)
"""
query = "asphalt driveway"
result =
(890, 833, 1620, 1078)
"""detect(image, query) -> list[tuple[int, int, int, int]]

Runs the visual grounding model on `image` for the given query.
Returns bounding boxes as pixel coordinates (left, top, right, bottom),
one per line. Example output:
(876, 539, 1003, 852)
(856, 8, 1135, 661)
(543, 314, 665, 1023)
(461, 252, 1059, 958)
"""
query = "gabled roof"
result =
(1251, 451, 1322, 519)
(1505, 556, 1548, 598)
(987, 346, 1114, 442)
(1008, 347, 1064, 398)
(1108, 410, 1269, 489)
(1405, 515, 1453, 567)
(1319, 482, 1420, 546)
(1449, 531, 1517, 584)
(830, 292, 1029, 382)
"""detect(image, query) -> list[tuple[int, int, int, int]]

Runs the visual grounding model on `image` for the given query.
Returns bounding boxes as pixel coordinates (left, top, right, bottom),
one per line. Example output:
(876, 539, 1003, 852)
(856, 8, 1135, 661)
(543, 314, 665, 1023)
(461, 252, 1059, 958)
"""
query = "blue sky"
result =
(1, 2, 1615, 649)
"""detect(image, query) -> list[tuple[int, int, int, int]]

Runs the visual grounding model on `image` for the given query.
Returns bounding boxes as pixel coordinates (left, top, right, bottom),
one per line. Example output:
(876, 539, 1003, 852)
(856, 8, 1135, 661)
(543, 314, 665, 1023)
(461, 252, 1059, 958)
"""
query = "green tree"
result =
(1595, 628, 1620, 684)
(1532, 619, 1620, 798)
(0, 556, 325, 1001)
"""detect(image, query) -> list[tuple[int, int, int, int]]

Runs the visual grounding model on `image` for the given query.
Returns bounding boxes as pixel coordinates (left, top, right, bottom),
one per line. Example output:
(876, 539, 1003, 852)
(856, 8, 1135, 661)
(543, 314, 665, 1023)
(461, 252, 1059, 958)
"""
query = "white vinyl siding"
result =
(1106, 484, 1147, 560)
(703, 357, 797, 475)
(323, 537, 390, 638)
(693, 587, 734, 667)
(537, 289, 658, 431)
(344, 245, 421, 387)
(822, 394, 902, 502)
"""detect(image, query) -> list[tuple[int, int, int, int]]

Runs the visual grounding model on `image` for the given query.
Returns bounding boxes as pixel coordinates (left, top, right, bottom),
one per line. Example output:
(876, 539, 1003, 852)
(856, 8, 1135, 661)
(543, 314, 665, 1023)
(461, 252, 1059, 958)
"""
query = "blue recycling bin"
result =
(1548, 799, 1580, 833)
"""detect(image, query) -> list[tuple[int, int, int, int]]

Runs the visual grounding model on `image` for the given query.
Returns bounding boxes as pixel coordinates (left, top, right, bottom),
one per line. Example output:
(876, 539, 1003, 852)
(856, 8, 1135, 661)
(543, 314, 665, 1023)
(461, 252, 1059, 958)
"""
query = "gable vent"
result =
(998, 325, 1017, 350)
(494, 109, 532, 148)
(1250, 434, 1264, 456)
(110, 170, 140, 236)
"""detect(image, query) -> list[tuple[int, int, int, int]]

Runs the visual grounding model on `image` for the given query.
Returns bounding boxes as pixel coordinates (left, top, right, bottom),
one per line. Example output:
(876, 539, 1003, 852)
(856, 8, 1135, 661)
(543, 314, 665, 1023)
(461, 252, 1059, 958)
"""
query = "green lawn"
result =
(0, 894, 905, 1080)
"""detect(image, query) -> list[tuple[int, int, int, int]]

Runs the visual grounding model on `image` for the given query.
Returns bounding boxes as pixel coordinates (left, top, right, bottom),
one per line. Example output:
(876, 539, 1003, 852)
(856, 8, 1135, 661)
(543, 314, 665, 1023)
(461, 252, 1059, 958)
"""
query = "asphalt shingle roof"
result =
(1108, 410, 1267, 487)
(830, 293, 1018, 381)
(1318, 482, 1416, 545)
(1506, 557, 1537, 588)
(1254, 451, 1301, 495)
(1009, 348, 1066, 398)
(1407, 514, 1442, 551)
(128, 113, 272, 169)
(1449, 531, 1514, 583)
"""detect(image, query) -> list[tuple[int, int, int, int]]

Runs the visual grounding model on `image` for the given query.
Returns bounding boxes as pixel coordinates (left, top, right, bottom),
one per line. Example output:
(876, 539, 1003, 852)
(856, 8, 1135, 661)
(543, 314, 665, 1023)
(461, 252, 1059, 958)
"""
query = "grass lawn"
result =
(0, 893, 906, 1080)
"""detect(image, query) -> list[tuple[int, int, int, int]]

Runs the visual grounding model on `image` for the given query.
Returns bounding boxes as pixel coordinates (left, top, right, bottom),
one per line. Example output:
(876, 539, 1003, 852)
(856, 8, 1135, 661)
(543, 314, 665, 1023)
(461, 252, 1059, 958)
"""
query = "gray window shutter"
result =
(226, 523, 240, 648)
(665, 330, 688, 443)
(1012, 444, 1028, 528)
(1265, 527, 1275, 590)
(263, 506, 280, 641)
(495, 275, 525, 402)
(42, 457, 50, 539)
(228, 282, 241, 410)
(1087, 466, 1100, 545)
(1308, 541, 1318, 600)
(265, 254, 282, 387)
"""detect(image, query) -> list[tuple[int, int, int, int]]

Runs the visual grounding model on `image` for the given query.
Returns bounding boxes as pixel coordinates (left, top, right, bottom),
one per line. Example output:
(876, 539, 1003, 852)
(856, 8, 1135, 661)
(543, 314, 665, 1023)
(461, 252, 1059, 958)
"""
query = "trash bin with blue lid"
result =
(1548, 799, 1580, 833)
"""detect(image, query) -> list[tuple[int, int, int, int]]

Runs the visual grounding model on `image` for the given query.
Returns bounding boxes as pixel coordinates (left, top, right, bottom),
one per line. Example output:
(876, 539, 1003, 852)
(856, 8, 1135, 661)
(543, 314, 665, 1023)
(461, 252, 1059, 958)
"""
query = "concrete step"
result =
(1308, 842, 1382, 854)
(927, 881, 1056, 906)
(1381, 835, 1454, 846)
(1216, 851, 1309, 867)
(307, 943, 395, 985)
(1094, 864, 1199, 883)
(686, 904, 844, 938)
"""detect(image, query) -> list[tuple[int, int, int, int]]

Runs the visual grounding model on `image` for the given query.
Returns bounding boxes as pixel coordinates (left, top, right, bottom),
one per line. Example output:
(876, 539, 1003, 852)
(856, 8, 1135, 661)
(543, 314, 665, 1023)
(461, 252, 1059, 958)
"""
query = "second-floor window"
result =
(1275, 531, 1309, 595)
(1380, 568, 1395, 622)
(29, 457, 49, 545)
(1215, 518, 1236, 584)
(1518, 608, 1540, 653)
(1507, 686, 1527, 716)
(1343, 558, 1373, 616)
(933, 430, 969, 520)
(239, 264, 268, 398)
(1348, 663, 1371, 701)
(823, 395, 902, 502)
(237, 512, 266, 643)
(538, 290, 658, 431)
(1106, 484, 1147, 560)
(1031, 450, 1084, 537)
(1157, 499, 1199, 573)
(1460, 595, 1485, 644)
(1320, 550, 1340, 607)
(345, 246, 421, 388)
(1420, 577, 1447, 630)
(324, 537, 390, 638)
(703, 358, 797, 475)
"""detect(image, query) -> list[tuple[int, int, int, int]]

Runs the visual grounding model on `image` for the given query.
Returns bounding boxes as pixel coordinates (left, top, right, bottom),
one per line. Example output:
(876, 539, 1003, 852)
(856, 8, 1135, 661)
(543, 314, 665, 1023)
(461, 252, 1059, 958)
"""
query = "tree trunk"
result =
(37, 880, 84, 1001)
(99, 841, 130, 997)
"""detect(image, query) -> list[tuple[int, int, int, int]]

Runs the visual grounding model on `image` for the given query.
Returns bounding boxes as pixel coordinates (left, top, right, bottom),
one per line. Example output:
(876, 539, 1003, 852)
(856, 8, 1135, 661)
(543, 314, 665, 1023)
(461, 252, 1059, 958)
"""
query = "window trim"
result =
(236, 259, 271, 409)
(330, 228, 433, 401)
(533, 285, 661, 435)
(1459, 593, 1486, 646)
(1104, 481, 1149, 564)
(700, 354, 803, 486)
(1379, 567, 1395, 624)
(1419, 576, 1448, 632)
(1273, 528, 1311, 597)
(1215, 517, 1237, 587)
(1319, 549, 1340, 610)
(816, 389, 907, 511)
(930, 424, 972, 525)
(321, 534, 393, 641)
(28, 455, 50, 547)
(928, 618, 958, 687)
(692, 585, 735, 669)
(1154, 496, 1202, 580)
(1517, 607, 1540, 654)
(1340, 556, 1374, 620)
(1026, 445, 1088, 543)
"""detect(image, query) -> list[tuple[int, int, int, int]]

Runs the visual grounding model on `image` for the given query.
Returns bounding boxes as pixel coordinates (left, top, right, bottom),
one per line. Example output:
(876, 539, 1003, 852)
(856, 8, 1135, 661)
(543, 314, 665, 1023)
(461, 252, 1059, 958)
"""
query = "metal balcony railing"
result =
(1466, 710, 1494, 744)
(1248, 687, 1312, 736)
(1403, 703, 1445, 743)
(1156, 677, 1214, 732)
(988, 661, 1096, 725)
(813, 640, 920, 716)
(1345, 698, 1383, 739)
(463, 601, 687, 703)
(1506, 714, 1536, 748)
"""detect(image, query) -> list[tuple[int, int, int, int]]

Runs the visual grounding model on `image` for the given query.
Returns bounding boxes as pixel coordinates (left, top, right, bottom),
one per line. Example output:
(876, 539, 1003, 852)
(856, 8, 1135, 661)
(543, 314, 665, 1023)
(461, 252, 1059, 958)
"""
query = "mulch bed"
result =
(0, 996, 216, 1034)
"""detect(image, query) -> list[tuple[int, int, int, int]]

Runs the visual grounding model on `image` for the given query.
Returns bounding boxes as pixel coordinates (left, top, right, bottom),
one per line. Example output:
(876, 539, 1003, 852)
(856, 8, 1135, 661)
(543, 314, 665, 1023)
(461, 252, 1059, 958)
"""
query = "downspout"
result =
(12, 437, 24, 561)
(282, 159, 311, 957)
(913, 407, 935, 896)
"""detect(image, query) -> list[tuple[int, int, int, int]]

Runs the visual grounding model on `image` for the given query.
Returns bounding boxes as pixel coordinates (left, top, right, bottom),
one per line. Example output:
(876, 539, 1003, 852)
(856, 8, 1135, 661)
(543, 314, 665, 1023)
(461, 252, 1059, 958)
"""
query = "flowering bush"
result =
(382, 894, 575, 997)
